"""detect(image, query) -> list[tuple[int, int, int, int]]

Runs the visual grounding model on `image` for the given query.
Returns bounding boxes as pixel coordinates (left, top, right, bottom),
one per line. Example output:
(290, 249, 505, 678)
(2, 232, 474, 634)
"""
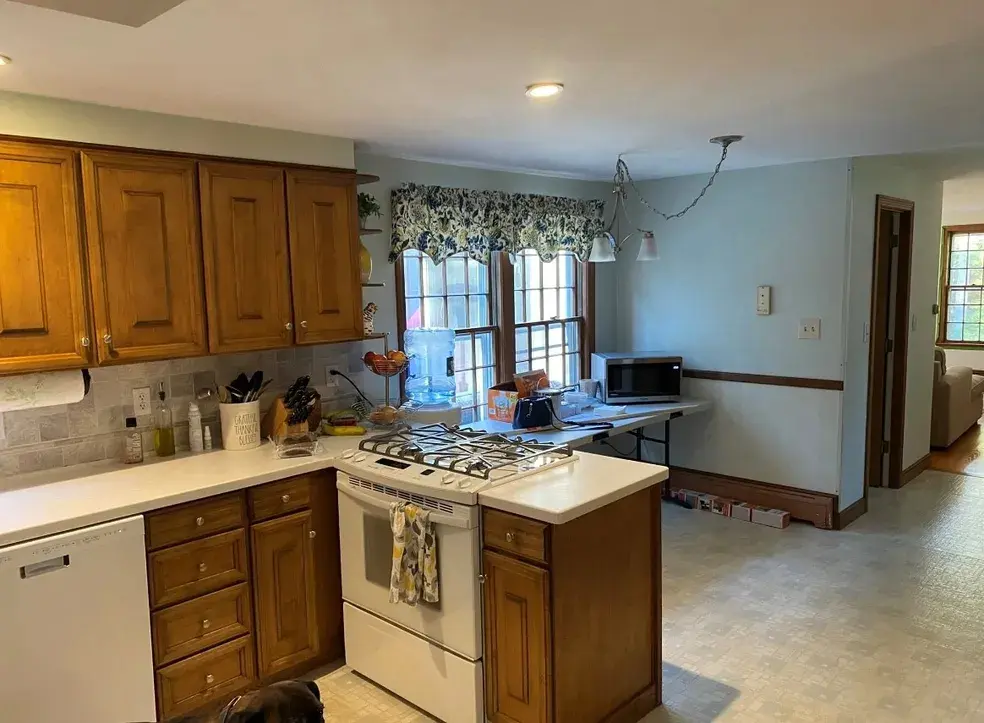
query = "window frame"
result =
(938, 224, 984, 348)
(394, 251, 595, 410)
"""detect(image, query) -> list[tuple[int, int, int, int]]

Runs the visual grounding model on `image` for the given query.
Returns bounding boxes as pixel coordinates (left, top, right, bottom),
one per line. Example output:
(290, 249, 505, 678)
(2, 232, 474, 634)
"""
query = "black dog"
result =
(162, 680, 324, 723)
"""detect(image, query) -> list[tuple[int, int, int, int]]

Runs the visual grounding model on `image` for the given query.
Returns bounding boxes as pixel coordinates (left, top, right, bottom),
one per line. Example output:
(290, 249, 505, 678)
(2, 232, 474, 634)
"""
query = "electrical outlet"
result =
(325, 367, 340, 389)
(132, 386, 152, 416)
(798, 318, 821, 340)
(756, 285, 771, 315)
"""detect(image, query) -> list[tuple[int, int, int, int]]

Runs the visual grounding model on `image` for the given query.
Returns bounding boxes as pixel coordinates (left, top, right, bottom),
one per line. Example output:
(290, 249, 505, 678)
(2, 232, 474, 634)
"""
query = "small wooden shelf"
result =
(356, 173, 380, 186)
(362, 282, 386, 288)
(359, 228, 383, 236)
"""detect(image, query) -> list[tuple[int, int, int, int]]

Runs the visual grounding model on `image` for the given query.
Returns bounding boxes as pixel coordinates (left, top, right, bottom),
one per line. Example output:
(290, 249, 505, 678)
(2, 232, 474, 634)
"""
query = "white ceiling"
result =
(2, 0, 984, 179)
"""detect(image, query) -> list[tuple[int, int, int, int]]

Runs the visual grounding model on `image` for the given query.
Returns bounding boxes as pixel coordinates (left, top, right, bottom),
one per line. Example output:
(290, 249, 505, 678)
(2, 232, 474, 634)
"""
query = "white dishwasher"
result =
(0, 515, 157, 723)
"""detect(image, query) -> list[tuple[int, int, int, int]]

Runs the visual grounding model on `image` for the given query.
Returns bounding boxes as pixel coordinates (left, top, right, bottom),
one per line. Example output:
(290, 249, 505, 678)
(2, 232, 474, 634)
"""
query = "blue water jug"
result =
(405, 328, 456, 405)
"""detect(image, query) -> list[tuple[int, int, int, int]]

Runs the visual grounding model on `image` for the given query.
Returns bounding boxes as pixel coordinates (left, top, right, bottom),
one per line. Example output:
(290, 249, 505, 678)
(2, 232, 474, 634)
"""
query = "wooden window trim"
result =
(938, 224, 984, 348)
(395, 251, 596, 389)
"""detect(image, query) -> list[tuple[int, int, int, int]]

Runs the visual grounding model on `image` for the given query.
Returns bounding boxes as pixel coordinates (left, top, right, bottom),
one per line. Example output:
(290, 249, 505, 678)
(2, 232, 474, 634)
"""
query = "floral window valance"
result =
(389, 182, 605, 264)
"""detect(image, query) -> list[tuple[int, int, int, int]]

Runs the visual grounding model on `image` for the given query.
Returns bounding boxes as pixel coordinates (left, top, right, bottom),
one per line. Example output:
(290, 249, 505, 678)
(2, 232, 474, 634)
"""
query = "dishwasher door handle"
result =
(20, 555, 70, 579)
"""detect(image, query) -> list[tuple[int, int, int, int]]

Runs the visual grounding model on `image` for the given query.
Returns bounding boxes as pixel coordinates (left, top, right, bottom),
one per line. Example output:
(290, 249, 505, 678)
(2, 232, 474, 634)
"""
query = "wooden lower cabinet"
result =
(484, 551, 552, 723)
(251, 510, 320, 678)
(482, 488, 661, 723)
(146, 471, 342, 718)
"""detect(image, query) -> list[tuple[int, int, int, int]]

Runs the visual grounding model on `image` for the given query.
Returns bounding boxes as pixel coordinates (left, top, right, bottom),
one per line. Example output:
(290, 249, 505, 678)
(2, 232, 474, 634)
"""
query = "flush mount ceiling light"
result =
(525, 82, 564, 99)
(0, 55, 12, 66)
(589, 135, 744, 263)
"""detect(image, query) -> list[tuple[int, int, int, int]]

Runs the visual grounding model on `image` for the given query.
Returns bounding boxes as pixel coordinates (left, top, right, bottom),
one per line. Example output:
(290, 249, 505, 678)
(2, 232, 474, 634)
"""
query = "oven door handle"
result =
(339, 483, 472, 529)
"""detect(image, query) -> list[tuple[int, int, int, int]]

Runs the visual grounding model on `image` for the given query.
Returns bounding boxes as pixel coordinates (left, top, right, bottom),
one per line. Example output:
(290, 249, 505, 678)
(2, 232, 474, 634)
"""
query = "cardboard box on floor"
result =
(670, 488, 790, 529)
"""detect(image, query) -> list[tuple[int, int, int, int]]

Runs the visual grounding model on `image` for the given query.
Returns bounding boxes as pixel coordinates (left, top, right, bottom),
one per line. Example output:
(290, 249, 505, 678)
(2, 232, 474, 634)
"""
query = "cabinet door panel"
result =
(483, 550, 551, 723)
(199, 162, 292, 353)
(0, 142, 89, 373)
(82, 151, 206, 363)
(251, 509, 319, 677)
(286, 170, 362, 344)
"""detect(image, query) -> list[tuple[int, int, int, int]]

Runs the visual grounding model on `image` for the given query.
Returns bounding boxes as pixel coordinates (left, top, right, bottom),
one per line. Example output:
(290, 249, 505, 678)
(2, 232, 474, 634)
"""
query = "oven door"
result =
(605, 359, 682, 402)
(336, 474, 483, 660)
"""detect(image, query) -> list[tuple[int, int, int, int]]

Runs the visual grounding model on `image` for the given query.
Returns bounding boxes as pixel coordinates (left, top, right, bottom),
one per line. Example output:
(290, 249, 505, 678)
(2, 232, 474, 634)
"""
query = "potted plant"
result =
(358, 192, 381, 230)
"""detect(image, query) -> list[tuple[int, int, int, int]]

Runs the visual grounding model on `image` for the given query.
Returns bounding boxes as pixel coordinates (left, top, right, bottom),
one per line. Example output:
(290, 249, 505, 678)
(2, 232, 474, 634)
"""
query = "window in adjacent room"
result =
(940, 225, 984, 345)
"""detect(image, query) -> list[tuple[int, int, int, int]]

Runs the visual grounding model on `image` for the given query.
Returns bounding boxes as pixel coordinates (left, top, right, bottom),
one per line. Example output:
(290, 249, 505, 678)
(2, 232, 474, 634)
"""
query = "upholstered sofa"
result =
(932, 348, 984, 448)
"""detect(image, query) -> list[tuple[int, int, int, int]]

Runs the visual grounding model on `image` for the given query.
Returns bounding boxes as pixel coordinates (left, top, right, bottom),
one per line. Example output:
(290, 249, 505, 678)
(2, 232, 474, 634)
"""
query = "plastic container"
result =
(219, 400, 261, 451)
(404, 327, 456, 405)
(124, 417, 143, 464)
(188, 402, 204, 453)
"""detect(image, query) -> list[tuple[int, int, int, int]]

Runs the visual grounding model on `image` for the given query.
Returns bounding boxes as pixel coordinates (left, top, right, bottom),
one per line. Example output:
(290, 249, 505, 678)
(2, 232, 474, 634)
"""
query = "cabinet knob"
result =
(198, 562, 207, 574)
(309, 530, 317, 539)
(196, 516, 205, 527)
(285, 322, 293, 331)
(102, 333, 113, 348)
(202, 618, 211, 630)
(300, 320, 308, 328)
(478, 574, 487, 584)
(505, 531, 515, 543)
(205, 674, 215, 686)
(282, 494, 291, 504)
(81, 336, 90, 348)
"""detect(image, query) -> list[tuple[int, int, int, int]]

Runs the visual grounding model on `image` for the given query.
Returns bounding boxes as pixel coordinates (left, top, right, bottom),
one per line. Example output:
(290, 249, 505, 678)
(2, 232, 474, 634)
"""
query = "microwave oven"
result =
(590, 353, 683, 404)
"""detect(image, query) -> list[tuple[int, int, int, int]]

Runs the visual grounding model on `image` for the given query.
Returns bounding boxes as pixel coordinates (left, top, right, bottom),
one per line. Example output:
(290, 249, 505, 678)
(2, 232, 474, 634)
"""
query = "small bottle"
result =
(154, 381, 176, 458)
(188, 402, 204, 453)
(203, 426, 213, 451)
(124, 417, 143, 464)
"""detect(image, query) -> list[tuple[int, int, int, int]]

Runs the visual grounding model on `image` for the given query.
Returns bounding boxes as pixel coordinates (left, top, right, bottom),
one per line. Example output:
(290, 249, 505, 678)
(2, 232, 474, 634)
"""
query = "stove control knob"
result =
(441, 473, 456, 486)
(456, 478, 471, 489)
(341, 449, 355, 459)
(354, 453, 368, 463)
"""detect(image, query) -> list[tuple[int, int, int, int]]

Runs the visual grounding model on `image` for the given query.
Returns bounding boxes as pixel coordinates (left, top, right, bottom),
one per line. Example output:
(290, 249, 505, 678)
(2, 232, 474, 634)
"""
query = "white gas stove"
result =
(335, 423, 576, 723)
(333, 423, 576, 505)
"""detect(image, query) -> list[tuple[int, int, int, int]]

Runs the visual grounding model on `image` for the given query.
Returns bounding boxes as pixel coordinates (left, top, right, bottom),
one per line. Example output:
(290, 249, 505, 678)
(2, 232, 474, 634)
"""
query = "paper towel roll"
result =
(0, 370, 87, 413)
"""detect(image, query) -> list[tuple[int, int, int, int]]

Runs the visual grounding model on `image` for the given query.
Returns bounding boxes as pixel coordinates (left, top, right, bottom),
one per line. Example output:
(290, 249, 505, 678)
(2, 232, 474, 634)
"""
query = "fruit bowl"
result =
(363, 351, 410, 378)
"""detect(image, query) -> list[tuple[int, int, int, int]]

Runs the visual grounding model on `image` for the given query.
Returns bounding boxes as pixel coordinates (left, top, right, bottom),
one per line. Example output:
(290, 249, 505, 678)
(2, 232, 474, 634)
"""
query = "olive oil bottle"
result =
(154, 381, 176, 457)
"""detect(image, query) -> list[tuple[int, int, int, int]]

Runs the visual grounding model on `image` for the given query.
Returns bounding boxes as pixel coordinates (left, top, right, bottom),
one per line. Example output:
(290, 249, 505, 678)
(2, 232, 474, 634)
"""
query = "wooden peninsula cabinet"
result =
(81, 151, 207, 364)
(144, 470, 342, 720)
(482, 487, 662, 723)
(0, 141, 91, 374)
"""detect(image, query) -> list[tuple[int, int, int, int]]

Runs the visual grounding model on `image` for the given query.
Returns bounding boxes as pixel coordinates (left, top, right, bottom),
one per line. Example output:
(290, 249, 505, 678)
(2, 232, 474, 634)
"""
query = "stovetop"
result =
(334, 424, 577, 506)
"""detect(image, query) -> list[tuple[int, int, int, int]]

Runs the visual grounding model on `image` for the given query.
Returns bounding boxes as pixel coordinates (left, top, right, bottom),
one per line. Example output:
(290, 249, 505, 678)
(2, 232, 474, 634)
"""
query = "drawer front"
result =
(483, 509, 549, 565)
(152, 583, 252, 666)
(156, 635, 256, 720)
(149, 529, 249, 609)
(147, 493, 246, 550)
(248, 475, 313, 521)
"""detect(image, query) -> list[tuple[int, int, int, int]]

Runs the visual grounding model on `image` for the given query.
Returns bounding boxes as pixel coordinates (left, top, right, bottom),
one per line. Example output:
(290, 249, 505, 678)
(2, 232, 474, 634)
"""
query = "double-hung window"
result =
(396, 250, 592, 422)
(940, 225, 984, 344)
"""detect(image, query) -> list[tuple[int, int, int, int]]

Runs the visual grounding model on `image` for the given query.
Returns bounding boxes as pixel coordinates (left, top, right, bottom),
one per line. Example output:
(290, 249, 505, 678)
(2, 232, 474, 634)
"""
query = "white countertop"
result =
(478, 452, 668, 524)
(0, 404, 689, 547)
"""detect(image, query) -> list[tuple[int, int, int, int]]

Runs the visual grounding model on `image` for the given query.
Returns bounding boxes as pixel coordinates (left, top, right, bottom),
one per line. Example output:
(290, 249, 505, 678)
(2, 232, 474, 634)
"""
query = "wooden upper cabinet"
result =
(286, 170, 363, 344)
(81, 151, 206, 364)
(251, 510, 319, 678)
(0, 142, 90, 374)
(199, 162, 292, 354)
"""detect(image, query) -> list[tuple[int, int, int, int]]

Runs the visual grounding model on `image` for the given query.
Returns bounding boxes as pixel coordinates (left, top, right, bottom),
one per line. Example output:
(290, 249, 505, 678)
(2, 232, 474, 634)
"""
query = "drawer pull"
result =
(196, 516, 205, 527)
(198, 562, 208, 574)
(205, 673, 215, 686)
(281, 494, 291, 504)
(202, 618, 211, 630)
(505, 531, 516, 543)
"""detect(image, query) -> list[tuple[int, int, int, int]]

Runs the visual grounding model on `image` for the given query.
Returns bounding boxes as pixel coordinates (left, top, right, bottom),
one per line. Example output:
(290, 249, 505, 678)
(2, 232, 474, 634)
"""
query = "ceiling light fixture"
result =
(589, 135, 744, 263)
(525, 82, 564, 99)
(0, 55, 12, 66)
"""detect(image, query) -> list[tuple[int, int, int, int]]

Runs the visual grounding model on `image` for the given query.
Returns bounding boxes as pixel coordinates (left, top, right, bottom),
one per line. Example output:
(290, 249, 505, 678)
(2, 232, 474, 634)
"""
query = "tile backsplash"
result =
(0, 342, 383, 477)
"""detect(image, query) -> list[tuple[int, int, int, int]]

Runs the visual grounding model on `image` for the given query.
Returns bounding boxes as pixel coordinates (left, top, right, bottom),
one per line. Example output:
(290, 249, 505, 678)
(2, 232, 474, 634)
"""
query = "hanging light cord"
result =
(617, 136, 738, 221)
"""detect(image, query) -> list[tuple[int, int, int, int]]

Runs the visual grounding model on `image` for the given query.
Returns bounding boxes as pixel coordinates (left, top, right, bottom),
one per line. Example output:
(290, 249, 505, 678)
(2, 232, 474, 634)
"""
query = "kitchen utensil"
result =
(245, 371, 263, 402)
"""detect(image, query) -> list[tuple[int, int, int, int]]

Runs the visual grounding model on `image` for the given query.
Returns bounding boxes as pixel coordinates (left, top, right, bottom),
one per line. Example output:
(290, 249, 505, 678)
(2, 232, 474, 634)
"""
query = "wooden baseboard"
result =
(835, 497, 867, 529)
(669, 467, 837, 530)
(603, 684, 658, 723)
(899, 452, 931, 487)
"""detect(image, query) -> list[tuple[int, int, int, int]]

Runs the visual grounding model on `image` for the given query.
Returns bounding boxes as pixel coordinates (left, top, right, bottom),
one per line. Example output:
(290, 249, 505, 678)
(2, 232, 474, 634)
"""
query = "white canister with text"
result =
(219, 401, 261, 451)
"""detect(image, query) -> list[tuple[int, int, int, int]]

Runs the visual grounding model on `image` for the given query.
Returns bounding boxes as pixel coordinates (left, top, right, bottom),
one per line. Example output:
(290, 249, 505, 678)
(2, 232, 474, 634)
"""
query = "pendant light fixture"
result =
(589, 135, 743, 263)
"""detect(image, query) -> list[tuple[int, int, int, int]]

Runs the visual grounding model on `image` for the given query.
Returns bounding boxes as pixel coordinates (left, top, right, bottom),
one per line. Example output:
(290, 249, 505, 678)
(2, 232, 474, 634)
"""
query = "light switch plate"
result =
(798, 318, 821, 340)
(756, 286, 771, 315)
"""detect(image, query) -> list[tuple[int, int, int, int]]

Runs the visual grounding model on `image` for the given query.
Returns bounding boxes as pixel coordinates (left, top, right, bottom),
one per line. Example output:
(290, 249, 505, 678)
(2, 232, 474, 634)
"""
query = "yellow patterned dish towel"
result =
(389, 501, 439, 605)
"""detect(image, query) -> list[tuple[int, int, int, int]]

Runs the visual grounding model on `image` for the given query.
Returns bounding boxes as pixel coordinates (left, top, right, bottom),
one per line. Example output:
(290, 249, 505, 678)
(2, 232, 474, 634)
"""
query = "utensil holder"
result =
(219, 400, 261, 451)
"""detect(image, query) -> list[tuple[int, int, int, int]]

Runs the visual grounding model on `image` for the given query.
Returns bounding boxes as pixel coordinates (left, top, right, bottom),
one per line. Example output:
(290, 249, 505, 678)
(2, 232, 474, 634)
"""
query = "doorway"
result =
(865, 195, 915, 490)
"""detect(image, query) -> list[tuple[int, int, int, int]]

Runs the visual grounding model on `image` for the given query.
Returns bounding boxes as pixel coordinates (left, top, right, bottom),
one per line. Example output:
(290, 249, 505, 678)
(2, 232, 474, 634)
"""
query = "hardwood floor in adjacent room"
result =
(929, 420, 984, 477)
